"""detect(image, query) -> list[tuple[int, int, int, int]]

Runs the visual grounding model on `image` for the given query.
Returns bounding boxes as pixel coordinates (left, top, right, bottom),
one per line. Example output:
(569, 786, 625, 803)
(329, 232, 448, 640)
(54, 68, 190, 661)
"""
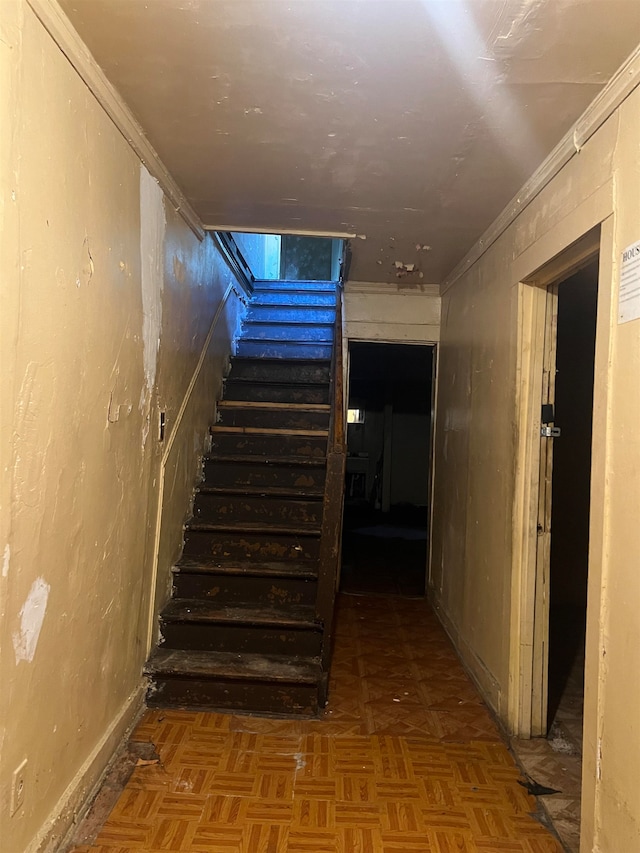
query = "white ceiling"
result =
(59, 0, 640, 284)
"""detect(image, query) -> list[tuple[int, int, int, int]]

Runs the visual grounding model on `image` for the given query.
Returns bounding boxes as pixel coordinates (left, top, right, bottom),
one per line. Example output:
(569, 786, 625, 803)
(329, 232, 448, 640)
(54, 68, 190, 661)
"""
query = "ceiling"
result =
(59, 0, 640, 284)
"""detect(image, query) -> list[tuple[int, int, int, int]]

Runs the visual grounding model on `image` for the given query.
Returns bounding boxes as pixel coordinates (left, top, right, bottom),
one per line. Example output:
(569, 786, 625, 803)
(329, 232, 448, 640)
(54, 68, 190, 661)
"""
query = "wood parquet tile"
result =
(69, 594, 564, 853)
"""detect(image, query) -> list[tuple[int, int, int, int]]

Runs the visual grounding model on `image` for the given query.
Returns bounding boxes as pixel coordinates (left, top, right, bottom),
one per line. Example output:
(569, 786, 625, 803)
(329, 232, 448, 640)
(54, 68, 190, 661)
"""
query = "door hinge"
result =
(540, 426, 561, 438)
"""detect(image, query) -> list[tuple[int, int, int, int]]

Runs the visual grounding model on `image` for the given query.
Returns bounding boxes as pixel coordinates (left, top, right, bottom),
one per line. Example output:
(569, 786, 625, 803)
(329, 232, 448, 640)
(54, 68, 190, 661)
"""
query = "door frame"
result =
(509, 226, 602, 737)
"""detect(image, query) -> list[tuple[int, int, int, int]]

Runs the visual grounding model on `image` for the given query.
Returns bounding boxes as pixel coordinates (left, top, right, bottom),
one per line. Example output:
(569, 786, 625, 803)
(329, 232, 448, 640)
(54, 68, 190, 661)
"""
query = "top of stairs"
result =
(252, 280, 337, 291)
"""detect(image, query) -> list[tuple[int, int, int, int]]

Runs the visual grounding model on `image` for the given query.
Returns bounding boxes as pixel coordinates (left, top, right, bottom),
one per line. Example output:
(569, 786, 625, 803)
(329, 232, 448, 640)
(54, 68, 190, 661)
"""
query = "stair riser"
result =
(251, 292, 337, 307)
(203, 460, 326, 492)
(246, 307, 336, 324)
(194, 494, 323, 527)
(217, 407, 329, 431)
(173, 573, 317, 605)
(253, 279, 336, 291)
(161, 623, 322, 656)
(229, 359, 330, 384)
(241, 323, 334, 343)
(147, 678, 318, 716)
(223, 380, 330, 405)
(237, 341, 333, 359)
(210, 432, 327, 458)
(183, 530, 321, 563)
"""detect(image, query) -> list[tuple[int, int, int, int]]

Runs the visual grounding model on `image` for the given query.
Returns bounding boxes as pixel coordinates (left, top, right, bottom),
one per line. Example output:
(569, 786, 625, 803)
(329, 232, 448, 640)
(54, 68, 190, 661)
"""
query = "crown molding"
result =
(26, 0, 205, 241)
(441, 43, 640, 295)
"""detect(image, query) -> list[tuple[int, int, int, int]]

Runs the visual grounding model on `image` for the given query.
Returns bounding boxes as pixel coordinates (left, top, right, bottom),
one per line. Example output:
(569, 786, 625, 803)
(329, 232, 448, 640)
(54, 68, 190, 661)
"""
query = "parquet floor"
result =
(70, 594, 564, 853)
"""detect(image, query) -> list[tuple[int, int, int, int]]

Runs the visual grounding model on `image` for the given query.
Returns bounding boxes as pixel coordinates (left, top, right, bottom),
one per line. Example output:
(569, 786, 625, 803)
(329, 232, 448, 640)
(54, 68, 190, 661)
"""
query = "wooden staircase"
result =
(145, 280, 346, 716)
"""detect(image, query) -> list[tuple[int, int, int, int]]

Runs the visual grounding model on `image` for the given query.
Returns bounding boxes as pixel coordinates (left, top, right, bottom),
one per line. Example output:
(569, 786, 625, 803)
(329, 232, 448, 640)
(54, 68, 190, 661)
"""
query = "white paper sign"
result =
(619, 240, 640, 324)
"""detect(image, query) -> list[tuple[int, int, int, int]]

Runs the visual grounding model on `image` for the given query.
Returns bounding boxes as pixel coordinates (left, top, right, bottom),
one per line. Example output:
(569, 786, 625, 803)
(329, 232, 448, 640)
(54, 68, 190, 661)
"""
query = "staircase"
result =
(145, 280, 346, 717)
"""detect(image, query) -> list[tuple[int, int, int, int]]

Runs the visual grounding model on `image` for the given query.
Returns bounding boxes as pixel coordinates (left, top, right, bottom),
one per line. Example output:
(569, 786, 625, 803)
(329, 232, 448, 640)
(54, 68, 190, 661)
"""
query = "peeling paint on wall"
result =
(75, 235, 94, 288)
(12, 578, 50, 664)
(139, 166, 166, 443)
(2, 544, 10, 578)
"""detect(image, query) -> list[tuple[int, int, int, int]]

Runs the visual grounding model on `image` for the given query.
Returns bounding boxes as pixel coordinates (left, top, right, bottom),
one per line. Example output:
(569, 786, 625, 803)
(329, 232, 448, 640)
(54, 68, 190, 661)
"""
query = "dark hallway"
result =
(341, 343, 433, 597)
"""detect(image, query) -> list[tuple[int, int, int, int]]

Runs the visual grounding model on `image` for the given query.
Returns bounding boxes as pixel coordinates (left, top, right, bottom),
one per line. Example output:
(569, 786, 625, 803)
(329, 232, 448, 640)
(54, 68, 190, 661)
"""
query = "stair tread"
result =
(187, 520, 321, 535)
(238, 336, 333, 342)
(205, 453, 326, 467)
(197, 484, 324, 499)
(210, 425, 328, 437)
(252, 280, 336, 288)
(161, 598, 320, 628)
(230, 357, 331, 365)
(249, 302, 334, 310)
(225, 377, 330, 387)
(218, 400, 330, 412)
(243, 320, 334, 327)
(174, 558, 318, 579)
(146, 647, 322, 683)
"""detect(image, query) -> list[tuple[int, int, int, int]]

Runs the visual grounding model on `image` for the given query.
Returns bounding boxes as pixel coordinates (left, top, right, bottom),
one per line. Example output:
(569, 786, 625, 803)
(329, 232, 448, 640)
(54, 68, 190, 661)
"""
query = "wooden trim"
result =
(580, 216, 615, 851)
(523, 227, 601, 289)
(508, 283, 547, 736)
(205, 226, 357, 239)
(426, 344, 439, 593)
(25, 0, 205, 241)
(211, 232, 254, 297)
(345, 323, 441, 345)
(574, 44, 640, 150)
(27, 686, 146, 853)
(441, 45, 640, 295)
(530, 285, 558, 736)
(330, 289, 346, 454)
(509, 227, 601, 738)
(317, 286, 347, 699)
(345, 281, 441, 298)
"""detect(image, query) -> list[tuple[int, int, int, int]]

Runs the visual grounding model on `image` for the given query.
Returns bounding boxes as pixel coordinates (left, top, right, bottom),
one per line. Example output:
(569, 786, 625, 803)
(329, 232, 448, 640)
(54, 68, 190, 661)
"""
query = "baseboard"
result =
(427, 585, 503, 717)
(27, 684, 146, 853)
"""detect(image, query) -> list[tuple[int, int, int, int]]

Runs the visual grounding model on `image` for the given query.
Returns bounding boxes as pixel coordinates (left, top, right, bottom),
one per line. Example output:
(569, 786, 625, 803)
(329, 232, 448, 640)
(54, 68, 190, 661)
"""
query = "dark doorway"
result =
(547, 260, 598, 753)
(340, 342, 434, 596)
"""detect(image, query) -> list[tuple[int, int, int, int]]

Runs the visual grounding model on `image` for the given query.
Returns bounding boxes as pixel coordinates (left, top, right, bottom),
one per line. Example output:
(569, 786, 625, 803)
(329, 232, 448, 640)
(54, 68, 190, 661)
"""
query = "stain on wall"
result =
(0, 4, 244, 851)
(12, 578, 50, 665)
(139, 167, 166, 438)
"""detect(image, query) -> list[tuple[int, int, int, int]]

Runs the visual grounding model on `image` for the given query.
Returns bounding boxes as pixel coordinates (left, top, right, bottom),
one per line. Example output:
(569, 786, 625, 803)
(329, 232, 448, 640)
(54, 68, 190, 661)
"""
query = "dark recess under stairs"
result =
(145, 280, 346, 716)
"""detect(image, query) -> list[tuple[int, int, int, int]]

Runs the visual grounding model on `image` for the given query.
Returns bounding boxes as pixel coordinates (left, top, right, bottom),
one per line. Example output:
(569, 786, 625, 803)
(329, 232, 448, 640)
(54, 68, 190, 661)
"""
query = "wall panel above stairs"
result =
(146, 281, 346, 717)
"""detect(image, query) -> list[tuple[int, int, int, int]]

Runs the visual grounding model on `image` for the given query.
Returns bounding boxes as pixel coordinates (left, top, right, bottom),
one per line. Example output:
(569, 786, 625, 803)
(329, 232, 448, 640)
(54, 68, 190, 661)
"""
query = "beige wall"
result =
(431, 82, 640, 849)
(0, 4, 244, 851)
(344, 281, 441, 343)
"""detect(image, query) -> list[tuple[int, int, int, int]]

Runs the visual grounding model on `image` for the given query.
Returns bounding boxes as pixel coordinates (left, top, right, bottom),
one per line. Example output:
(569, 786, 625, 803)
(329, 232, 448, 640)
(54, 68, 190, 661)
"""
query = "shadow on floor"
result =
(340, 504, 428, 597)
